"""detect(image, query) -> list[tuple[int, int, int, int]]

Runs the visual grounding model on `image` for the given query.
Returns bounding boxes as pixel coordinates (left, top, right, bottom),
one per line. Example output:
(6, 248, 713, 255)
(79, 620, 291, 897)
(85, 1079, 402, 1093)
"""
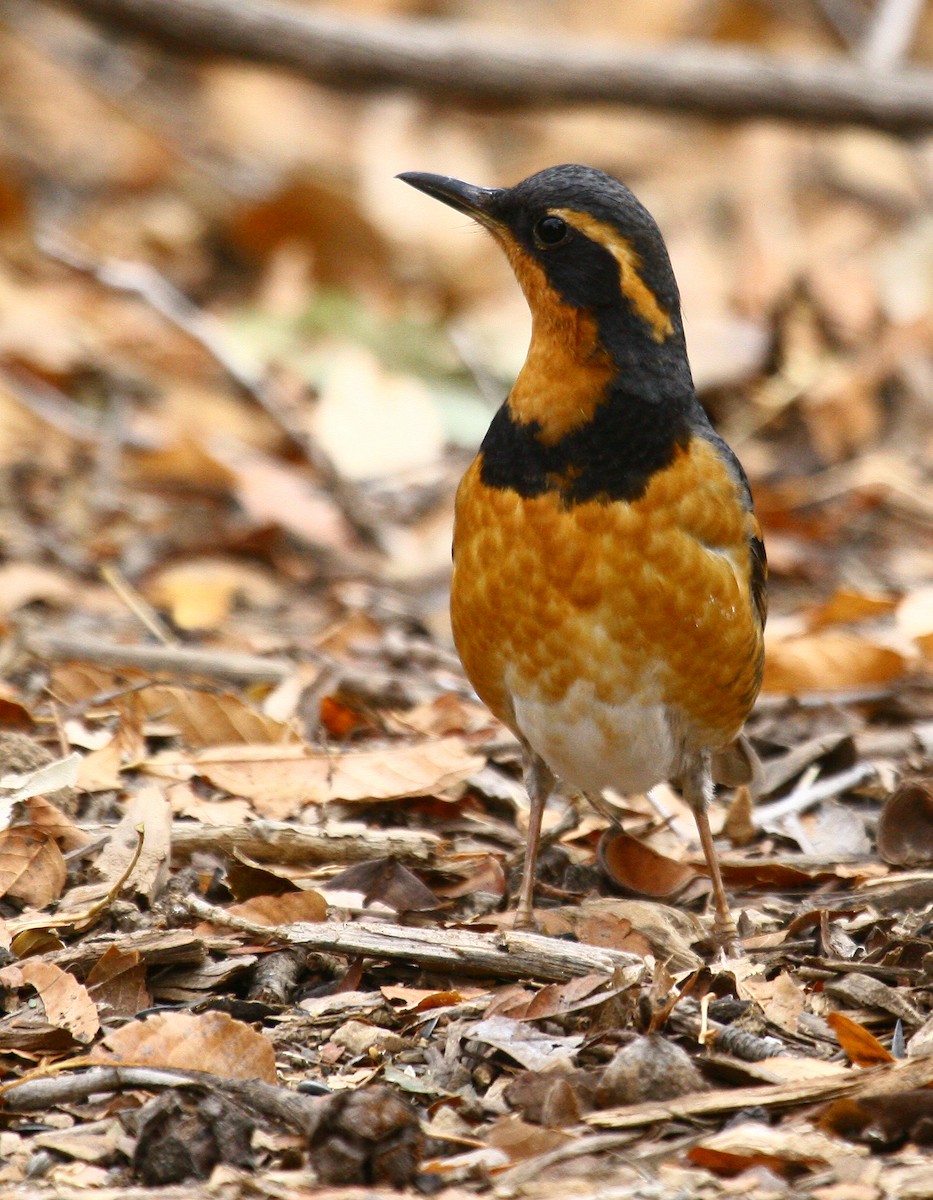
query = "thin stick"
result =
(753, 762, 876, 827)
(184, 895, 644, 984)
(170, 818, 442, 865)
(24, 630, 293, 685)
(100, 564, 177, 646)
(588, 1052, 933, 1130)
(0, 1065, 323, 1132)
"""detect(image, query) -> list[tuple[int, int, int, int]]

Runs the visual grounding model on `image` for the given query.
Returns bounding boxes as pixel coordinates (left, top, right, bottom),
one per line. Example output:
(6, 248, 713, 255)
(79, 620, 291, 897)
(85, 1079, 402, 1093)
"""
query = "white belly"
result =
(511, 678, 678, 795)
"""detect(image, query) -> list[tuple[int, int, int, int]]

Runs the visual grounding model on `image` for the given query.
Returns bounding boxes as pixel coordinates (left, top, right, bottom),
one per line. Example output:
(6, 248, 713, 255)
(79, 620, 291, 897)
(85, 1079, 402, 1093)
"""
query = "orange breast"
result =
(450, 436, 764, 758)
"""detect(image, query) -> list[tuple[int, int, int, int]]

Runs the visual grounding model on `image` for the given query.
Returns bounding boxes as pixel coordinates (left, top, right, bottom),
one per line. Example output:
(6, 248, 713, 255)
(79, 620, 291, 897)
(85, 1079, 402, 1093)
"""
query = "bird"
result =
(398, 165, 766, 951)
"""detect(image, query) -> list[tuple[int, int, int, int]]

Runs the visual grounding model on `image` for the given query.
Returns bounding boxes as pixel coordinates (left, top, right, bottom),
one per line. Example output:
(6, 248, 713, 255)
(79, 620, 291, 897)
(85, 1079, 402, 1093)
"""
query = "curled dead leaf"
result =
(826, 1011, 894, 1067)
(53, 664, 295, 749)
(85, 945, 150, 1019)
(505, 1069, 599, 1126)
(687, 1122, 835, 1178)
(598, 831, 702, 901)
(877, 781, 933, 867)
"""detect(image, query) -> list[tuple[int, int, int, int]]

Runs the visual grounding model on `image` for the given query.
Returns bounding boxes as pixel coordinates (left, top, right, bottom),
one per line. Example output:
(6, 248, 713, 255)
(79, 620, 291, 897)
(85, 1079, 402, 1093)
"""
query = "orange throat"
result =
(497, 238, 616, 445)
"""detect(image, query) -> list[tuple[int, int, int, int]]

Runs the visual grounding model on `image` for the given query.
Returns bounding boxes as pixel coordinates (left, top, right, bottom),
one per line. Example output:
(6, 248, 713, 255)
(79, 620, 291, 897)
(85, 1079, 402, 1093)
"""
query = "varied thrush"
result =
(399, 165, 766, 950)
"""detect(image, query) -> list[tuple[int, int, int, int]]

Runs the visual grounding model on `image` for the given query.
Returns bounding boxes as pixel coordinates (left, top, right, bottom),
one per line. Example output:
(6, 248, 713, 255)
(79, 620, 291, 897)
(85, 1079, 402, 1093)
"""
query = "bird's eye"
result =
(533, 215, 568, 247)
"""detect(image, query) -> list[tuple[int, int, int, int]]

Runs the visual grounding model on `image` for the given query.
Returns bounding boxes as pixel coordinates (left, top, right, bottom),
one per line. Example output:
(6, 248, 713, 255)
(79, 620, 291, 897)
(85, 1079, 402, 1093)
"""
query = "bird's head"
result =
(398, 164, 685, 358)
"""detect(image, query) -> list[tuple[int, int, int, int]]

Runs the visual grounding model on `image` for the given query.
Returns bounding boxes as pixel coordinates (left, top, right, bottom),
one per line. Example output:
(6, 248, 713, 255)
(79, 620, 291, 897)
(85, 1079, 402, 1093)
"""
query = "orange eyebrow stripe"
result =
(554, 209, 675, 343)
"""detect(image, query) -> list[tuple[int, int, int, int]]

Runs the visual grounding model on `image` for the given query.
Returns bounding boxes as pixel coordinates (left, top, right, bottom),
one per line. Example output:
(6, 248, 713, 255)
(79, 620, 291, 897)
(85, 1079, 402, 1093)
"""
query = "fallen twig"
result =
(0, 1065, 322, 1132)
(24, 630, 293, 685)
(47, 0, 933, 133)
(171, 818, 442, 865)
(753, 762, 876, 827)
(185, 896, 646, 984)
(587, 1051, 933, 1130)
(24, 629, 443, 713)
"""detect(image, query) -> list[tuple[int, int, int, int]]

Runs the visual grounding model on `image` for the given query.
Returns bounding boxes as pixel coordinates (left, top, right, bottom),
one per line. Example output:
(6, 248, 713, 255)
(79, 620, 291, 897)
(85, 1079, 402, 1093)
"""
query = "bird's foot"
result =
(512, 905, 540, 933)
(711, 911, 743, 958)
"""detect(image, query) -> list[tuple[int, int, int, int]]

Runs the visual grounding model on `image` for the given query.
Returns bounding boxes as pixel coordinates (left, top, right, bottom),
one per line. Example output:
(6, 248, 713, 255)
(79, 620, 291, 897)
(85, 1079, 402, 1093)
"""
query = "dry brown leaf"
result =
(225, 889, 327, 927)
(381, 985, 488, 1012)
(77, 714, 146, 793)
(85, 945, 150, 1019)
(311, 346, 444, 481)
(167, 782, 252, 826)
(807, 588, 899, 630)
(17, 796, 89, 853)
(434, 854, 506, 900)
(129, 435, 237, 492)
(0, 828, 66, 907)
(53, 664, 295, 748)
(0, 562, 75, 615)
(688, 1120, 843, 1178)
(752, 971, 805, 1034)
(802, 372, 884, 464)
(827, 1011, 894, 1067)
(144, 557, 280, 631)
(0, 960, 99, 1043)
(897, 585, 933, 662)
(92, 1009, 277, 1082)
(877, 781, 933, 867)
(722, 785, 756, 847)
(523, 975, 628, 1021)
(504, 1068, 600, 1127)
(153, 737, 483, 818)
(466, 1016, 583, 1072)
(209, 437, 355, 553)
(483, 1113, 573, 1163)
(535, 899, 703, 973)
(762, 631, 909, 695)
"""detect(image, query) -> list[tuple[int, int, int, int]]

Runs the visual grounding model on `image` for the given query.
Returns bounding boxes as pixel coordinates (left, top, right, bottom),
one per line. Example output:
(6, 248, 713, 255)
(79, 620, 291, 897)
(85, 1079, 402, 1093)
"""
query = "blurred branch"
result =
(45, 0, 933, 133)
(23, 630, 294, 684)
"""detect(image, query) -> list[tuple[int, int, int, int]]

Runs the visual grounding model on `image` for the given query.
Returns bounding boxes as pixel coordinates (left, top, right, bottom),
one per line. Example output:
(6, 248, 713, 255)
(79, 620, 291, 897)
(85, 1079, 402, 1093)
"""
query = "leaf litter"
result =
(0, 2, 932, 1198)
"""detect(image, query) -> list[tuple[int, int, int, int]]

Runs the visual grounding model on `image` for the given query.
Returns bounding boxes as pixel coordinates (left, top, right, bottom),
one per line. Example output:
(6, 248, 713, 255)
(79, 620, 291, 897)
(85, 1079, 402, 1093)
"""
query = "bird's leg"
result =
(682, 753, 741, 955)
(514, 746, 556, 931)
